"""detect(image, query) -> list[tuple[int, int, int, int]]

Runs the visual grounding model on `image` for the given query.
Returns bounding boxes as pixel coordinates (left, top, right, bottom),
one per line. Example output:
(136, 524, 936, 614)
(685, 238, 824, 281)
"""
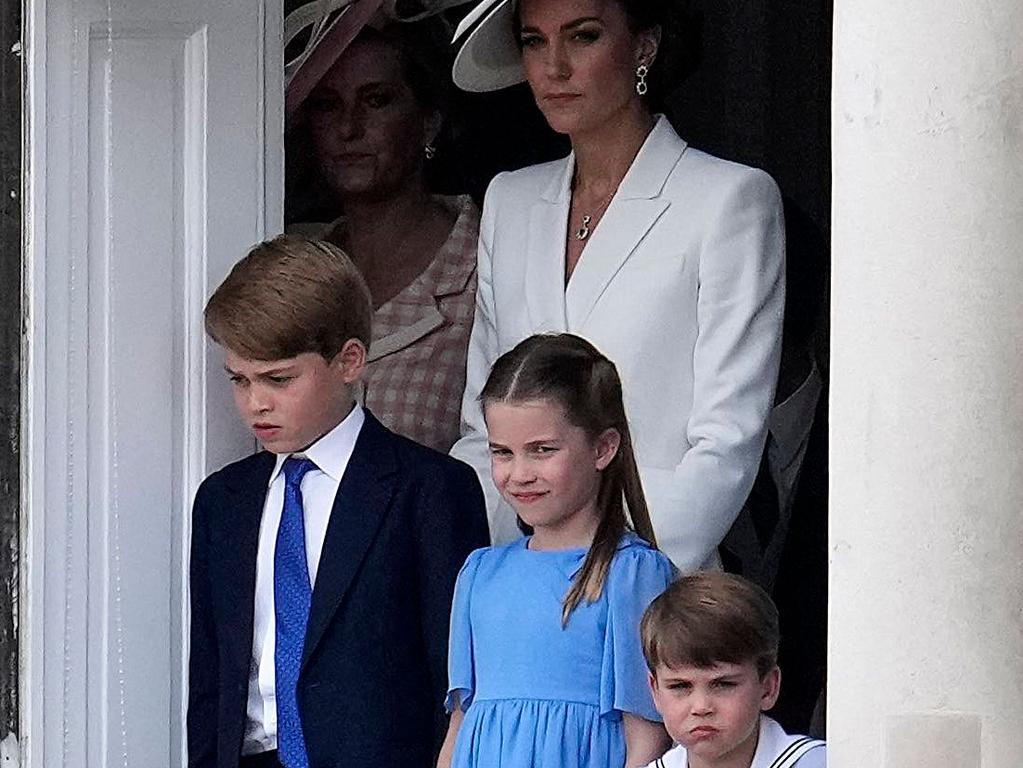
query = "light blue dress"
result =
(446, 531, 677, 768)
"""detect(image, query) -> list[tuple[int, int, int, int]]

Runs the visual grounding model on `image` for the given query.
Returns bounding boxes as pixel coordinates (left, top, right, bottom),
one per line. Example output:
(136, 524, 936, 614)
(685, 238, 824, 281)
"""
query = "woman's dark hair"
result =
(355, 20, 453, 115)
(619, 0, 671, 31)
(480, 333, 659, 626)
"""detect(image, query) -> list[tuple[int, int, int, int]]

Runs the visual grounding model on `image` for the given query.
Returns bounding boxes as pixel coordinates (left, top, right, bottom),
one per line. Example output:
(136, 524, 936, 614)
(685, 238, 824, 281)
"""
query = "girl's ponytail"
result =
(614, 418, 657, 548)
(480, 334, 660, 627)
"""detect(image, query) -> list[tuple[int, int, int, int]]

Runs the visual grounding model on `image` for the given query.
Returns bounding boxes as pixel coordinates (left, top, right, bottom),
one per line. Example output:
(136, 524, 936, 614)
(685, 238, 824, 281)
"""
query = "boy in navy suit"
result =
(188, 236, 488, 768)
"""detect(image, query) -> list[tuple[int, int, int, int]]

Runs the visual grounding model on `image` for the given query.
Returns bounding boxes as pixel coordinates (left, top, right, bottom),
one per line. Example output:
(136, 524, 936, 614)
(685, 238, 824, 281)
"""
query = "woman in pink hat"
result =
(290, 19, 480, 453)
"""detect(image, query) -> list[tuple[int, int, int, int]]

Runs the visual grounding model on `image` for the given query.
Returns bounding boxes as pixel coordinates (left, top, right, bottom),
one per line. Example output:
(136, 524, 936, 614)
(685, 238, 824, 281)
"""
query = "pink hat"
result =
(286, 0, 480, 118)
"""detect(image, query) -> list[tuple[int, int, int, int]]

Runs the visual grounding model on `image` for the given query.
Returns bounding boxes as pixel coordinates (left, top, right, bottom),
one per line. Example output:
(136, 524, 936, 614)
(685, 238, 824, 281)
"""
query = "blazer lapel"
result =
(565, 116, 686, 329)
(367, 210, 478, 363)
(302, 412, 397, 668)
(367, 308, 446, 362)
(565, 198, 669, 329)
(524, 155, 573, 333)
(216, 452, 276, 677)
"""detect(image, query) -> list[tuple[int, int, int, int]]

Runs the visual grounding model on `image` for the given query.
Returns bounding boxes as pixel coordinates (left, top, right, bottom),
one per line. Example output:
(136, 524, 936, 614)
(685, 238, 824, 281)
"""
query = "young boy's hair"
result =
(204, 235, 372, 361)
(641, 571, 780, 679)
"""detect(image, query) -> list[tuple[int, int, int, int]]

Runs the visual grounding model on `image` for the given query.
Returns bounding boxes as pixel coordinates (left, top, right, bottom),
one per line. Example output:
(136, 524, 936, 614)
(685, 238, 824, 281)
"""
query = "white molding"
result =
(173, 24, 210, 768)
(22, 2, 280, 766)
(22, 0, 49, 763)
(261, 0, 285, 240)
(87, 21, 205, 40)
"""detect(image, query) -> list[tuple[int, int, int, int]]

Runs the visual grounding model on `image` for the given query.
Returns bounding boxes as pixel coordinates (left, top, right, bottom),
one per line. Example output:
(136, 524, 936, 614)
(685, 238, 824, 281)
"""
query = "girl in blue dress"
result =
(438, 333, 677, 768)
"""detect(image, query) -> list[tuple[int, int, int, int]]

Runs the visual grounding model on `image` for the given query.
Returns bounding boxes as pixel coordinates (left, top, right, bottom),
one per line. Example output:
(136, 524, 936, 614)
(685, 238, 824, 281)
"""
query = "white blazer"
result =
(450, 116, 785, 571)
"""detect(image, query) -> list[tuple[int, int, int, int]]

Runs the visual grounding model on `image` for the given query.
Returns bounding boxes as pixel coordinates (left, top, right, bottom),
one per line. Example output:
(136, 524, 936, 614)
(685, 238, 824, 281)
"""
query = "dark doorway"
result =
(668, 0, 832, 735)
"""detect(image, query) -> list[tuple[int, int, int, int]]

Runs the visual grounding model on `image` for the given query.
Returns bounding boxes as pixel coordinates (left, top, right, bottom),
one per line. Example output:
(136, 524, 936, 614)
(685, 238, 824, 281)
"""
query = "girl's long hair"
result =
(480, 333, 658, 625)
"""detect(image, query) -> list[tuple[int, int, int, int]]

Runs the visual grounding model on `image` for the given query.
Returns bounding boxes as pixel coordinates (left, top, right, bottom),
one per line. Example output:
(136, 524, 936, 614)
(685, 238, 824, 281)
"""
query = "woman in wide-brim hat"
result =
(287, 5, 481, 453)
(445, 0, 786, 759)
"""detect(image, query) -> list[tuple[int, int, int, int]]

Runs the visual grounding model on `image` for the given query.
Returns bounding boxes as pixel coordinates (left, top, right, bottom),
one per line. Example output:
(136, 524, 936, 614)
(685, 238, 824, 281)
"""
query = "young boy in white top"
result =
(640, 572, 826, 768)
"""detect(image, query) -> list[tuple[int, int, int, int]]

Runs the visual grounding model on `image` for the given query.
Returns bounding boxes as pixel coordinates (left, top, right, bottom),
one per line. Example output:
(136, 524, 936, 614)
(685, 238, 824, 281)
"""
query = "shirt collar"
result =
(296, 196, 478, 303)
(423, 195, 479, 298)
(750, 715, 792, 768)
(268, 403, 366, 486)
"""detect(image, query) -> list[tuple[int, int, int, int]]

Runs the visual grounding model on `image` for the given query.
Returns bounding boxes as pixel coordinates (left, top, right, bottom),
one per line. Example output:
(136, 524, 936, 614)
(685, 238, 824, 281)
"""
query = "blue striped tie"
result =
(275, 456, 318, 768)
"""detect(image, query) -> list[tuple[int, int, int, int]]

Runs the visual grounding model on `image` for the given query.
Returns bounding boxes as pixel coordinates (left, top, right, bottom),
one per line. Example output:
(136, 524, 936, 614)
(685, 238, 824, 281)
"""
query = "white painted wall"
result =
(830, 0, 1023, 765)
(23, 1, 283, 765)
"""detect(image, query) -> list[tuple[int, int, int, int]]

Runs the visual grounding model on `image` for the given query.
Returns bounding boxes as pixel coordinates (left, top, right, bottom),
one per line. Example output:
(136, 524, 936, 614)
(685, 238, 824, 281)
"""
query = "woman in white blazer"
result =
(449, 0, 785, 572)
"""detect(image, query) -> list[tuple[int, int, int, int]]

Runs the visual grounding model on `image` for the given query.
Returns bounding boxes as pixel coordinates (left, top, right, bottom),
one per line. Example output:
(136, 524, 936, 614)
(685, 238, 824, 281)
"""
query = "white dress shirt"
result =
(242, 404, 365, 755)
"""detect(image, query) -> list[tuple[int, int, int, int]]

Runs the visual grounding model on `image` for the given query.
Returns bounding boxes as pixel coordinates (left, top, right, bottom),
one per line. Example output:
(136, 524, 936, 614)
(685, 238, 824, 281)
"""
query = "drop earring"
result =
(424, 144, 437, 160)
(635, 64, 649, 96)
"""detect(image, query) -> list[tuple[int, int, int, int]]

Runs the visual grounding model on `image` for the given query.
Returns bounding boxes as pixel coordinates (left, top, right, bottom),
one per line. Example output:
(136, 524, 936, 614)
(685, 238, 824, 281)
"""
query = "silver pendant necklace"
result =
(574, 190, 617, 240)
(575, 214, 594, 240)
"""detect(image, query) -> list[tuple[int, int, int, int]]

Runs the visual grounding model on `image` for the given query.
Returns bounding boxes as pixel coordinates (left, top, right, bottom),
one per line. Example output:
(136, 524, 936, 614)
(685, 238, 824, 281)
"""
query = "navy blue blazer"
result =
(187, 410, 489, 768)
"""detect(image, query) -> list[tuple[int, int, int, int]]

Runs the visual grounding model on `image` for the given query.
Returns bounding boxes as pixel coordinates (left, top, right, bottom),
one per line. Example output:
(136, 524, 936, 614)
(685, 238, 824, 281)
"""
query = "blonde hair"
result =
(480, 333, 658, 626)
(641, 572, 780, 678)
(204, 235, 372, 360)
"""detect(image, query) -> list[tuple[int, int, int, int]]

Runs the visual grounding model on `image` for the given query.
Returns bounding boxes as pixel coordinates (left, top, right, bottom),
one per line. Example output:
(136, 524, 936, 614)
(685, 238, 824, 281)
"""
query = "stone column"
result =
(829, 1, 1023, 766)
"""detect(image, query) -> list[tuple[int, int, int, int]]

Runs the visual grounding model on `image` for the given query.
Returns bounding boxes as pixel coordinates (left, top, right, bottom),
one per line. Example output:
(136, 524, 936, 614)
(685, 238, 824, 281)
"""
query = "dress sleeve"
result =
(599, 543, 677, 720)
(445, 547, 486, 713)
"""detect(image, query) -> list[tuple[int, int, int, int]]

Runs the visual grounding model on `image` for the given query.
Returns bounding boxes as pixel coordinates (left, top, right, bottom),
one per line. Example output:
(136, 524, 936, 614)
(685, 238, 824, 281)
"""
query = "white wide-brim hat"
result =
(451, 0, 525, 92)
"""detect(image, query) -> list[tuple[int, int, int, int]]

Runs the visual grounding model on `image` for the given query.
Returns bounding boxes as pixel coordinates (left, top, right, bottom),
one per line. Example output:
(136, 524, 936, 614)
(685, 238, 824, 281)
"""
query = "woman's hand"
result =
(435, 694, 464, 768)
(623, 712, 672, 768)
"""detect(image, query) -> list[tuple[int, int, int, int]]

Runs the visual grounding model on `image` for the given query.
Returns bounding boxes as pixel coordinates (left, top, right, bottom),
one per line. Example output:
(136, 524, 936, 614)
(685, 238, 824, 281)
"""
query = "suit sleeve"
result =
(414, 459, 490, 753)
(449, 173, 520, 543)
(640, 169, 785, 572)
(187, 479, 219, 768)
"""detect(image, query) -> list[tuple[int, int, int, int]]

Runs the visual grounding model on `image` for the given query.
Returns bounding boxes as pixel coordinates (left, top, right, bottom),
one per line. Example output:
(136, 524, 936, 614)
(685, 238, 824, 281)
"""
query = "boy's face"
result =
(224, 342, 364, 454)
(649, 660, 780, 768)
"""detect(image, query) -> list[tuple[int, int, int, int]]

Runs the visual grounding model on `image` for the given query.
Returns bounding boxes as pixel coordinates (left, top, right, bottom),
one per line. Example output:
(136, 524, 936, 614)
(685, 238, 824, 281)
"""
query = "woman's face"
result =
(305, 36, 434, 201)
(517, 0, 654, 137)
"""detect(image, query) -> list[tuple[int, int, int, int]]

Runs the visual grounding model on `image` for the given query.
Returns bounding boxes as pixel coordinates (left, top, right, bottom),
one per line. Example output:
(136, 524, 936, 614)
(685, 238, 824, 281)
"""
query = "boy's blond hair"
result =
(641, 572, 780, 679)
(204, 235, 372, 360)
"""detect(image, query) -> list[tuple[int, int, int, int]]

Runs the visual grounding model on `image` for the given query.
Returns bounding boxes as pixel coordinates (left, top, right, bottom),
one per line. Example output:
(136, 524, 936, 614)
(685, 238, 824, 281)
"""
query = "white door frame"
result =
(21, 0, 282, 765)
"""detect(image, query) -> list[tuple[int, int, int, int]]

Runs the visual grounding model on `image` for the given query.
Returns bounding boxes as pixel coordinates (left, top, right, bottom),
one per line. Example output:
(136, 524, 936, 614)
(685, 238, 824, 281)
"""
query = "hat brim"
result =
(452, 0, 525, 92)
(285, 0, 385, 120)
